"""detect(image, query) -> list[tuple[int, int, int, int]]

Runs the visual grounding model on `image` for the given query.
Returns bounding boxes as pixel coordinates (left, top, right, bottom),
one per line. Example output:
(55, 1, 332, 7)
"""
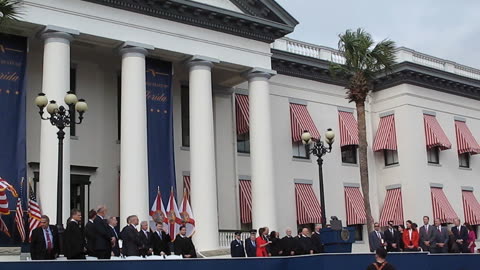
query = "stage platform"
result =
(2, 252, 479, 270)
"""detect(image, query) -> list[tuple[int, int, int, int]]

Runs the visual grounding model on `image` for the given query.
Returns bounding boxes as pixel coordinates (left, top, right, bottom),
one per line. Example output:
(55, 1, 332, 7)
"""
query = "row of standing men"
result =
(30, 206, 197, 260)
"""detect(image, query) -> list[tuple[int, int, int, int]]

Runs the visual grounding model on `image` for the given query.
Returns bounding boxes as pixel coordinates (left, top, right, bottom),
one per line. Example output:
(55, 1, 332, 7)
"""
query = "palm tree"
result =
(330, 28, 396, 233)
(0, 0, 22, 26)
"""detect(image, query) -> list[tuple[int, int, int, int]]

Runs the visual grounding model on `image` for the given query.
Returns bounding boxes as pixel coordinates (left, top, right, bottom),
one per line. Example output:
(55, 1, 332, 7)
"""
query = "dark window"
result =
(181, 86, 190, 147)
(427, 147, 440, 164)
(70, 67, 76, 136)
(354, 224, 363, 241)
(241, 223, 252, 231)
(292, 141, 309, 159)
(459, 153, 470, 168)
(384, 150, 399, 166)
(117, 74, 121, 141)
(237, 132, 250, 153)
(341, 145, 357, 164)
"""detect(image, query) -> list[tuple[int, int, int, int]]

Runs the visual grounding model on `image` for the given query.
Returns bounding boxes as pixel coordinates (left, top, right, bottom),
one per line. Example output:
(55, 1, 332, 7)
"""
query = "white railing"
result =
(272, 38, 480, 81)
(219, 230, 251, 248)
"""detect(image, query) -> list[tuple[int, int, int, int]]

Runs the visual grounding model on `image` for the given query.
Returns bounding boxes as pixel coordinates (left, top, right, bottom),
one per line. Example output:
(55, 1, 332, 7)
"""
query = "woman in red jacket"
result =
(403, 220, 420, 251)
(256, 227, 270, 257)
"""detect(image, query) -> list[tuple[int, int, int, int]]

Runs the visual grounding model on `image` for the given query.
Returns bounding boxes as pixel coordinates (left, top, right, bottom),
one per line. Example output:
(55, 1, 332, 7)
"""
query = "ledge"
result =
(70, 136, 79, 140)
(180, 146, 190, 151)
(427, 162, 442, 167)
(292, 157, 312, 163)
(458, 166, 472, 171)
(384, 163, 400, 169)
(237, 152, 250, 157)
(342, 162, 358, 167)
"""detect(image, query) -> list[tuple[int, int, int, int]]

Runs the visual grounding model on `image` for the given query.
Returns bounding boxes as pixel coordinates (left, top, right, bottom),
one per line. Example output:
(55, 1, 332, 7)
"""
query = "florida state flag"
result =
(179, 188, 195, 237)
(165, 188, 181, 239)
(149, 186, 168, 230)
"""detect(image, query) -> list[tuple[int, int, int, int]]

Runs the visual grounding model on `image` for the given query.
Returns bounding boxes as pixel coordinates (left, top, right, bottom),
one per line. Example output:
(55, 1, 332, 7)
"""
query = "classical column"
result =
(247, 69, 277, 231)
(39, 26, 78, 223)
(187, 56, 220, 251)
(119, 43, 152, 228)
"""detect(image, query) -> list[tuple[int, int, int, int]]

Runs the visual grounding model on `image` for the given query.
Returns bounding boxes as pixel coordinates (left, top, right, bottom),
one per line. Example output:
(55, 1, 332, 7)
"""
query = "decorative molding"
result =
(337, 106, 354, 113)
(379, 111, 395, 118)
(294, 179, 313, 185)
(230, 0, 298, 26)
(238, 175, 251, 181)
(386, 184, 401, 190)
(461, 186, 474, 191)
(182, 171, 190, 176)
(288, 98, 307, 105)
(343, 182, 360, 188)
(422, 110, 436, 116)
(430, 183, 444, 188)
(454, 116, 466, 122)
(82, 0, 296, 43)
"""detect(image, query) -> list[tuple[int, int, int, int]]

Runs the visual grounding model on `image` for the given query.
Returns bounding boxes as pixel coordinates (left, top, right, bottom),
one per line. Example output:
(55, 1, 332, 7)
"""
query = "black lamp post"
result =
(301, 128, 335, 228)
(34, 91, 88, 252)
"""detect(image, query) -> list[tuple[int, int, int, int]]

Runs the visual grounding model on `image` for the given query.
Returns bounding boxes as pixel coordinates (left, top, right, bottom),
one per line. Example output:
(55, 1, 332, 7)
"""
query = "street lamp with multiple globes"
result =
(34, 91, 88, 250)
(301, 128, 335, 228)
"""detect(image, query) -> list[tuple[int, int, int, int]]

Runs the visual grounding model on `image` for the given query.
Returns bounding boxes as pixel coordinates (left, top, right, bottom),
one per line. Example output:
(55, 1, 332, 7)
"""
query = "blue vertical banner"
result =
(146, 58, 176, 207)
(0, 34, 27, 244)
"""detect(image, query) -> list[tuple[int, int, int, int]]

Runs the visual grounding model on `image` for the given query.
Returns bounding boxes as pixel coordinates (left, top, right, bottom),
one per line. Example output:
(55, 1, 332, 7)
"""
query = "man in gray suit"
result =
(431, 218, 448, 253)
(419, 216, 435, 252)
(369, 222, 385, 252)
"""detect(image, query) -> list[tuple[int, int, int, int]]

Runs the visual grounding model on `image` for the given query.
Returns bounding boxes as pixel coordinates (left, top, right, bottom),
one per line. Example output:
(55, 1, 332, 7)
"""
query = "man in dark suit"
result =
(108, 216, 120, 257)
(431, 218, 449, 253)
(64, 209, 85, 259)
(244, 230, 257, 257)
(419, 216, 435, 252)
(281, 228, 297, 256)
(174, 225, 196, 258)
(230, 231, 246, 257)
(384, 221, 401, 252)
(311, 224, 323, 253)
(369, 222, 385, 252)
(120, 215, 140, 256)
(451, 218, 469, 253)
(297, 228, 314, 255)
(93, 205, 114, 259)
(138, 221, 153, 257)
(30, 215, 60, 260)
(151, 223, 171, 256)
(84, 209, 96, 257)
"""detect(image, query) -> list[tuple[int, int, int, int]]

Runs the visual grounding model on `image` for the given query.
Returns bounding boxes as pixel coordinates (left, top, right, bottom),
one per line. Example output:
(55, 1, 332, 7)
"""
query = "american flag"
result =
(28, 182, 41, 241)
(0, 177, 19, 215)
(0, 216, 10, 237)
(15, 178, 26, 242)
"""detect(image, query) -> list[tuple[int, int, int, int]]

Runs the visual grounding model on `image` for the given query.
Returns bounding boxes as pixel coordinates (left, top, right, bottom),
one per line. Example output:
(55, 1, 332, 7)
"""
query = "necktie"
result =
(252, 240, 256, 247)
(425, 225, 428, 234)
(144, 231, 148, 238)
(158, 231, 162, 240)
(45, 229, 53, 251)
(377, 232, 380, 239)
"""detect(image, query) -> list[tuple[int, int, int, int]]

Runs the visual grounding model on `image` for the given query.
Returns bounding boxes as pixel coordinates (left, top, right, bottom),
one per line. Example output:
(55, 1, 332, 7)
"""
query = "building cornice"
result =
(82, 0, 296, 43)
(271, 49, 480, 101)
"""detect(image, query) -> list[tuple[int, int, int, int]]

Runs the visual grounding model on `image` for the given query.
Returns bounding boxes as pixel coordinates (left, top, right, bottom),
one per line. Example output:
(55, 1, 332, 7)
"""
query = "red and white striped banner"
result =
(28, 182, 41, 241)
(238, 180, 252, 224)
(0, 190, 8, 215)
(455, 121, 480, 154)
(295, 183, 322, 225)
(379, 188, 404, 227)
(15, 198, 26, 242)
(431, 187, 457, 224)
(338, 111, 359, 147)
(462, 191, 480, 225)
(235, 94, 250, 135)
(183, 175, 191, 200)
(372, 115, 397, 152)
(423, 114, 451, 150)
(344, 186, 367, 225)
(290, 103, 320, 142)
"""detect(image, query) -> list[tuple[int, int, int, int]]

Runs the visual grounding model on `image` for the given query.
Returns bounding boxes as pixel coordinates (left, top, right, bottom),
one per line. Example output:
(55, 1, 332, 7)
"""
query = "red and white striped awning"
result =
(295, 183, 322, 224)
(239, 180, 252, 224)
(338, 111, 359, 147)
(344, 186, 367, 225)
(379, 188, 404, 226)
(183, 175, 191, 198)
(462, 190, 480, 225)
(373, 115, 397, 152)
(455, 121, 480, 154)
(423, 114, 451, 150)
(431, 187, 457, 224)
(235, 94, 250, 135)
(290, 103, 320, 142)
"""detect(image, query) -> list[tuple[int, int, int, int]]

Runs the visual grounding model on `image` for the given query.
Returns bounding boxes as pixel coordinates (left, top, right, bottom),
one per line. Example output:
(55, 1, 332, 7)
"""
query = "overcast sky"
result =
(275, 0, 480, 69)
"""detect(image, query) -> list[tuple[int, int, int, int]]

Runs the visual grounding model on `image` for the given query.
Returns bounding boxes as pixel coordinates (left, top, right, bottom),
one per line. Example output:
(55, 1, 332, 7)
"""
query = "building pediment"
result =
(82, 0, 298, 43)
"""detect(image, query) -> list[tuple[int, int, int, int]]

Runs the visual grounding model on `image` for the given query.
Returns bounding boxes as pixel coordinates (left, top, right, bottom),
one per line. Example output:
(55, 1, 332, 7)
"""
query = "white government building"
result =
(5, 0, 480, 252)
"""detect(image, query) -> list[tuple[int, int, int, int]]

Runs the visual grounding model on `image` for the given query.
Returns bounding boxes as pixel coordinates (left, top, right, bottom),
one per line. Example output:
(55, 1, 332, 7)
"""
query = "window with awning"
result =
(295, 183, 322, 225)
(431, 187, 457, 224)
(235, 94, 250, 135)
(462, 190, 480, 225)
(238, 180, 252, 224)
(423, 114, 451, 150)
(344, 186, 367, 225)
(338, 110, 359, 147)
(290, 103, 320, 142)
(373, 114, 397, 152)
(455, 120, 480, 155)
(379, 187, 404, 226)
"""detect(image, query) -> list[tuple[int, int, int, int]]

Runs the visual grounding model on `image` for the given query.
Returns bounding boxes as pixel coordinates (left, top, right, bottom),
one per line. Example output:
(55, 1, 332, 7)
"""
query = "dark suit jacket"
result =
(85, 220, 96, 256)
(451, 226, 469, 252)
(297, 235, 314, 255)
(311, 232, 323, 253)
(120, 224, 140, 256)
(109, 225, 120, 257)
(230, 239, 246, 257)
(369, 231, 384, 252)
(151, 230, 171, 255)
(383, 228, 401, 251)
(245, 238, 257, 257)
(93, 216, 111, 252)
(64, 220, 85, 259)
(138, 230, 152, 256)
(30, 225, 60, 260)
(174, 234, 196, 258)
(281, 236, 297, 256)
(419, 224, 435, 251)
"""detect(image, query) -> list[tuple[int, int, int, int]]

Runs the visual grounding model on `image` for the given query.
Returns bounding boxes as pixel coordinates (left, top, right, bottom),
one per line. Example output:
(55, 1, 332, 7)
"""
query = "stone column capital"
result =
(119, 41, 154, 56)
(39, 25, 79, 42)
(186, 55, 220, 69)
(244, 67, 277, 80)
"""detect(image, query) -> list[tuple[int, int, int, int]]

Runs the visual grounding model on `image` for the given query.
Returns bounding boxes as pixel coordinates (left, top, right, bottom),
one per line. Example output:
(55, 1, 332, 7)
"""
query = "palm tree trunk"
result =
(355, 101, 374, 234)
